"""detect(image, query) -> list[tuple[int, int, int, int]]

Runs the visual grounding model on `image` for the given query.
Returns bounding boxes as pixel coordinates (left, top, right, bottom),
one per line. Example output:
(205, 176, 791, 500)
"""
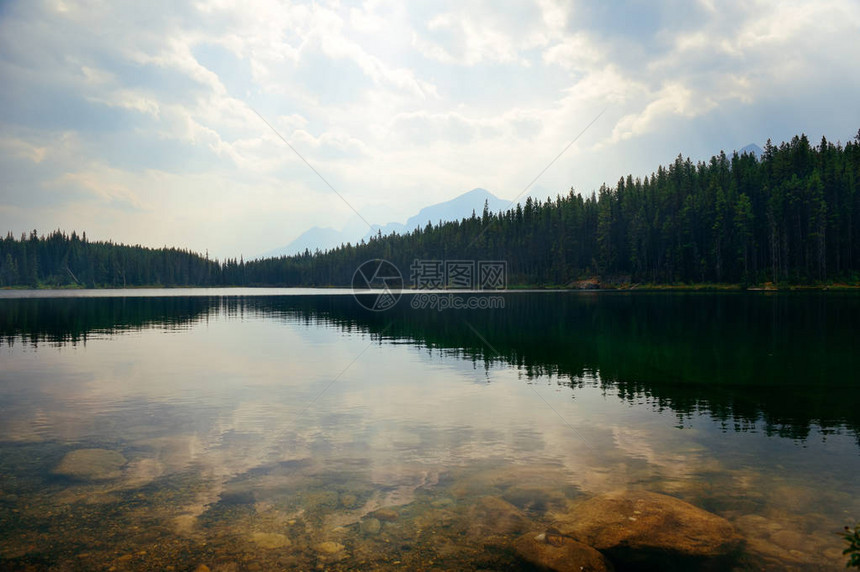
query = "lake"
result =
(0, 289, 858, 570)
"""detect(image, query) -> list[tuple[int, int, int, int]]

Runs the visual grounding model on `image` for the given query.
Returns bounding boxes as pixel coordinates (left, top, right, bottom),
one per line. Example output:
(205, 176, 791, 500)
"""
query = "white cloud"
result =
(0, 0, 858, 258)
(542, 33, 603, 71)
(87, 89, 162, 117)
(0, 137, 48, 164)
(80, 65, 114, 85)
(412, 2, 555, 67)
(51, 169, 148, 211)
(611, 82, 712, 142)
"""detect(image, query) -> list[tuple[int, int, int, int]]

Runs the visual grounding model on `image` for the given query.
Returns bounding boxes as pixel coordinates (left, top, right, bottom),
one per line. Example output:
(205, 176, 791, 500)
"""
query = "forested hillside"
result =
(0, 231, 225, 287)
(2, 131, 859, 288)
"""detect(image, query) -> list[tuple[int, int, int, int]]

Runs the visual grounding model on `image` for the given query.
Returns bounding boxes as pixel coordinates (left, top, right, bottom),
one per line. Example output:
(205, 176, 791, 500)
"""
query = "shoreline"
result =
(3, 282, 860, 293)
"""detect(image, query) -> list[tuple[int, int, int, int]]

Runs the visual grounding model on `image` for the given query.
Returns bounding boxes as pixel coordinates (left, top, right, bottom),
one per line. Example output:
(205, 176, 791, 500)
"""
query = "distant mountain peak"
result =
(739, 143, 764, 158)
(262, 188, 510, 258)
(459, 187, 493, 197)
(402, 188, 508, 232)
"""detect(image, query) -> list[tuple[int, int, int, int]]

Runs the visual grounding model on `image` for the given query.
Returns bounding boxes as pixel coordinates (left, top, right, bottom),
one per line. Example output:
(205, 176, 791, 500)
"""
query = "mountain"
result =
(8, 131, 860, 289)
(262, 188, 510, 258)
(739, 143, 764, 158)
(261, 226, 349, 258)
(364, 188, 510, 241)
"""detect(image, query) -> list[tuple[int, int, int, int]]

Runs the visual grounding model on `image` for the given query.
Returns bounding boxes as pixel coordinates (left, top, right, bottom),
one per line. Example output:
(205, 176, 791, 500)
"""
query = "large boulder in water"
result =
(53, 449, 127, 481)
(514, 531, 613, 571)
(555, 490, 741, 568)
(465, 496, 530, 539)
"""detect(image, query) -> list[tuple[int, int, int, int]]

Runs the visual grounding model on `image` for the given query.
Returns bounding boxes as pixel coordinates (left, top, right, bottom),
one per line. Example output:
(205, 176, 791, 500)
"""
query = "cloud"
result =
(51, 169, 148, 211)
(0, 137, 48, 164)
(0, 0, 858, 258)
(411, 1, 557, 66)
(87, 89, 162, 117)
(542, 33, 604, 71)
(611, 82, 711, 142)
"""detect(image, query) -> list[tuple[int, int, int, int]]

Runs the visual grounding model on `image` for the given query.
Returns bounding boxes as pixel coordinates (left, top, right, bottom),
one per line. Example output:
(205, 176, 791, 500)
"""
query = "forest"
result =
(2, 131, 859, 288)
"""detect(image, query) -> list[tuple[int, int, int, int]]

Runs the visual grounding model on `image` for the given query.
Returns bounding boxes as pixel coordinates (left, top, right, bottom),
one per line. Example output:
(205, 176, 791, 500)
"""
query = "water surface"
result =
(0, 291, 858, 569)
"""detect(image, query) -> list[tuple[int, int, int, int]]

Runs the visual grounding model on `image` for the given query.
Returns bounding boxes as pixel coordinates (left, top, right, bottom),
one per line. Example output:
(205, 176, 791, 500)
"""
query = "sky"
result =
(1, 0, 859, 260)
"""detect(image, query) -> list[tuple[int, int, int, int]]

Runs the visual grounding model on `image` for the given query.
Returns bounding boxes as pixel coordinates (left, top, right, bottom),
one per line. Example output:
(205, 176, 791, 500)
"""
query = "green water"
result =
(0, 290, 858, 570)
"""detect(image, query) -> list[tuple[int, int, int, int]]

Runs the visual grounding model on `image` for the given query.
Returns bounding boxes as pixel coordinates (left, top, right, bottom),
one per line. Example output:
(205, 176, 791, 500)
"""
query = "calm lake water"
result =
(0, 290, 858, 570)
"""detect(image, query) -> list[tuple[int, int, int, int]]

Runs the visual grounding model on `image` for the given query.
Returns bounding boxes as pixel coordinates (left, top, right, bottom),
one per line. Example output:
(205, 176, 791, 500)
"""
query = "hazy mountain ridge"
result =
(7, 135, 852, 289)
(263, 188, 510, 258)
(739, 143, 764, 158)
(265, 145, 764, 258)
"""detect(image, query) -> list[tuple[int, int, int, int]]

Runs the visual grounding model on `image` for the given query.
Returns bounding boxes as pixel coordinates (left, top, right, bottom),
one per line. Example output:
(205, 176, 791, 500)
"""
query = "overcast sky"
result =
(1, 0, 858, 259)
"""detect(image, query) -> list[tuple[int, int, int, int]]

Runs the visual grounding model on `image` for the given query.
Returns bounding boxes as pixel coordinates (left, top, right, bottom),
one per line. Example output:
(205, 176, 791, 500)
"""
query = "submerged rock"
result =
(359, 517, 381, 535)
(251, 532, 290, 549)
(372, 507, 399, 522)
(502, 486, 564, 513)
(305, 489, 339, 509)
(219, 488, 256, 505)
(314, 541, 345, 554)
(768, 529, 808, 551)
(465, 496, 530, 539)
(120, 458, 165, 489)
(430, 497, 454, 508)
(514, 531, 613, 572)
(339, 493, 358, 508)
(556, 490, 741, 567)
(53, 449, 127, 481)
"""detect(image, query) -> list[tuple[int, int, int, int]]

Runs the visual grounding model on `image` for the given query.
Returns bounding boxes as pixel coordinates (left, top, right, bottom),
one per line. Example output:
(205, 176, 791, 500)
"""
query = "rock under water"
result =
(554, 490, 742, 568)
(53, 449, 127, 481)
(513, 531, 614, 572)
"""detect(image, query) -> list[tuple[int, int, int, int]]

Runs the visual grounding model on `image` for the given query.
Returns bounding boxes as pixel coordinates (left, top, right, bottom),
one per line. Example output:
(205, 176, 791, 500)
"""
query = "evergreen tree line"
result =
(0, 230, 224, 288)
(2, 131, 860, 288)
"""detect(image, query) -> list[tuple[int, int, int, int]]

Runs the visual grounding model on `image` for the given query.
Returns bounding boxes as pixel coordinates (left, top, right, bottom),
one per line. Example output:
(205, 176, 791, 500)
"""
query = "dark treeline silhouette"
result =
(0, 296, 214, 346)
(2, 131, 859, 288)
(0, 230, 225, 288)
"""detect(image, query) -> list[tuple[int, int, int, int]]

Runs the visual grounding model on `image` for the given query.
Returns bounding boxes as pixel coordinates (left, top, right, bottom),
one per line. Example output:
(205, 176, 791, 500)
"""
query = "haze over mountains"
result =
(262, 143, 764, 259)
(739, 143, 764, 158)
(262, 188, 510, 258)
(5, 135, 855, 290)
